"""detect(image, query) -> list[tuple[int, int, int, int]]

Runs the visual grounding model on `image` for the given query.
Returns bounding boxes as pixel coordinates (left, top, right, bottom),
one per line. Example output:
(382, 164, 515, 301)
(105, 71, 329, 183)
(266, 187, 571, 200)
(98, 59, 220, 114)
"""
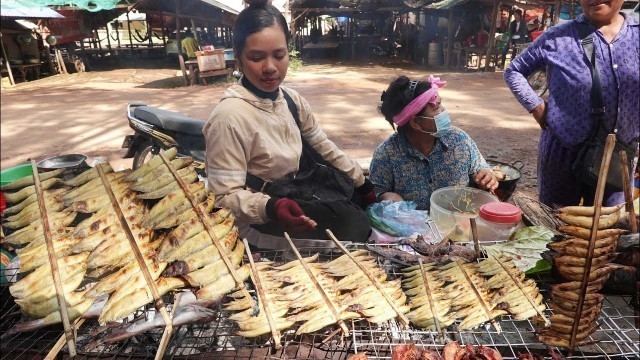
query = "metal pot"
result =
(488, 160, 524, 202)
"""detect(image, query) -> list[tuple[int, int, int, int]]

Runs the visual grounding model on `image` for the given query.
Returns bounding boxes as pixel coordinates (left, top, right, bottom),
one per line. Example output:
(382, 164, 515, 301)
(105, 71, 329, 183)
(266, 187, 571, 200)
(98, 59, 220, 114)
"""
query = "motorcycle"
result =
(368, 36, 401, 57)
(527, 67, 548, 97)
(122, 103, 206, 171)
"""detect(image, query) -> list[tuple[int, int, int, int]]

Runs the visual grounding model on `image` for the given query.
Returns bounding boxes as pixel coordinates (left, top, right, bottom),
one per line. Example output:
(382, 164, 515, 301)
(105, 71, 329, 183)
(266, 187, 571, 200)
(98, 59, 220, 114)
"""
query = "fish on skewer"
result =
(3, 178, 61, 204)
(61, 163, 113, 187)
(2, 188, 68, 215)
(2, 211, 77, 246)
(132, 157, 194, 186)
(122, 147, 178, 182)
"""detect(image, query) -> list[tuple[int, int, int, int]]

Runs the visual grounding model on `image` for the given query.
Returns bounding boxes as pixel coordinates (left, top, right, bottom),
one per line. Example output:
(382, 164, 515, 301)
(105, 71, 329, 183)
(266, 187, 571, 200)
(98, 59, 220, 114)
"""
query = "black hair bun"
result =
(245, 0, 270, 6)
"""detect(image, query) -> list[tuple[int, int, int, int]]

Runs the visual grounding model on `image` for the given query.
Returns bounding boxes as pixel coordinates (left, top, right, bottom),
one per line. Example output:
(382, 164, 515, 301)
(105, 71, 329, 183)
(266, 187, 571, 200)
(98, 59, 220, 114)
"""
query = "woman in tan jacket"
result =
(203, 0, 375, 249)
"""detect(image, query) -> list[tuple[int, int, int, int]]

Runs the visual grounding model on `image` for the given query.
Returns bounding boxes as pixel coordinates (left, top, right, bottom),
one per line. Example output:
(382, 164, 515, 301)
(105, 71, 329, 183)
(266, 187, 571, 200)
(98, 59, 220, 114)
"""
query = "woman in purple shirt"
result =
(504, 0, 639, 207)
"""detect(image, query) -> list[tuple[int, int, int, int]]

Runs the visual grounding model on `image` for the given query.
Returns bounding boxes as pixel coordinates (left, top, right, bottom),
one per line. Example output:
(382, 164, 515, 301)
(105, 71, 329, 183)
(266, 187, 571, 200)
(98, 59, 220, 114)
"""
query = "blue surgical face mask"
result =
(416, 109, 451, 137)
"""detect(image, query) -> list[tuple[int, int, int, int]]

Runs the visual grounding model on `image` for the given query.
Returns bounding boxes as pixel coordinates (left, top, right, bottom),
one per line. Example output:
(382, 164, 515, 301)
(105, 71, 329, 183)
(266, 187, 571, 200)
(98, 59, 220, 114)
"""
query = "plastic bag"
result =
(366, 200, 432, 237)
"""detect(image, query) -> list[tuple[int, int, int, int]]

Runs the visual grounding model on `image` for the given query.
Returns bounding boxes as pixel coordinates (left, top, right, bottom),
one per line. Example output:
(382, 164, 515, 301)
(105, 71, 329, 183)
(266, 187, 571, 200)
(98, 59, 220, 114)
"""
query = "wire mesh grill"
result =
(1, 243, 638, 359)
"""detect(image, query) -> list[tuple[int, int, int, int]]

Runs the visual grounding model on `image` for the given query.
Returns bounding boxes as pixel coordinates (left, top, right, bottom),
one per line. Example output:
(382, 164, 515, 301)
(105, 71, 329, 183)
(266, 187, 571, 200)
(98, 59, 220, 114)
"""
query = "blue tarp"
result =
(1, 0, 64, 18)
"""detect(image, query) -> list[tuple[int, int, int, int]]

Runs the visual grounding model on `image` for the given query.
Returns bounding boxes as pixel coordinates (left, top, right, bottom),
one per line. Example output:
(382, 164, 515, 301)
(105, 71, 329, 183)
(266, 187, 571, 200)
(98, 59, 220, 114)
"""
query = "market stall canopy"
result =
(1, 0, 64, 19)
(289, 0, 407, 15)
(132, 0, 240, 26)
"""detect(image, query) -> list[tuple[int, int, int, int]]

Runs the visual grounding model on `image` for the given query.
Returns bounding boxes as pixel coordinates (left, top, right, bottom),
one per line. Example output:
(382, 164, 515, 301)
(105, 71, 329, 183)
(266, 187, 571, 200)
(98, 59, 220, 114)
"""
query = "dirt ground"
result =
(0, 59, 540, 200)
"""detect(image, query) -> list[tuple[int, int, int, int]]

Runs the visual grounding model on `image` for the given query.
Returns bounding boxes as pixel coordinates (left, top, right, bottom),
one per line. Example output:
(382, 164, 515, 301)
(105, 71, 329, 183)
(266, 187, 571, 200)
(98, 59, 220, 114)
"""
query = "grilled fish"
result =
(99, 276, 188, 325)
(1, 169, 64, 191)
(122, 147, 178, 182)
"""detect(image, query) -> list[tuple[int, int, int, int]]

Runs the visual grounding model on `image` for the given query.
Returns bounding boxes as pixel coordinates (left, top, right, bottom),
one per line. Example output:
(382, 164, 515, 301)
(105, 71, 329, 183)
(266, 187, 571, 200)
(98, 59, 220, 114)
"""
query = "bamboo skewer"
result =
(44, 318, 86, 359)
(326, 229, 410, 328)
(30, 160, 77, 356)
(283, 232, 350, 336)
(619, 151, 637, 233)
(455, 260, 501, 333)
(568, 134, 616, 353)
(243, 238, 282, 348)
(157, 152, 254, 305)
(96, 166, 173, 360)
(494, 257, 549, 326)
(418, 259, 445, 343)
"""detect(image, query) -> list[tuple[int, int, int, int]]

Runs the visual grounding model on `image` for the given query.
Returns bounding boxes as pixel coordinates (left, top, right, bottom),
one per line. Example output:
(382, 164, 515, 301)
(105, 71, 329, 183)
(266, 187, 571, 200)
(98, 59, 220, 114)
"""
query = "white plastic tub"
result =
(429, 186, 499, 242)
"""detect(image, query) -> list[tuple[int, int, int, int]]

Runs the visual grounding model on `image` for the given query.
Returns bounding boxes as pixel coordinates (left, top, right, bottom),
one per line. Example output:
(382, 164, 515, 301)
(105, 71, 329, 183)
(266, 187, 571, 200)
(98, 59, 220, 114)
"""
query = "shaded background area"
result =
(0, 61, 541, 199)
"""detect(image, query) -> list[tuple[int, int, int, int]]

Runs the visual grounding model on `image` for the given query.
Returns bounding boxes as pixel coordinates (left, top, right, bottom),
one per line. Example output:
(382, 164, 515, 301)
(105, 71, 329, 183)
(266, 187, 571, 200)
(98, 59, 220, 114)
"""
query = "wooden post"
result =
(175, 0, 183, 57)
(484, 0, 500, 72)
(190, 19, 199, 45)
(568, 134, 617, 352)
(446, 8, 454, 68)
(56, 49, 68, 74)
(0, 32, 15, 86)
(161, 15, 167, 48)
(106, 22, 112, 52)
(620, 151, 637, 233)
(126, 11, 134, 50)
(30, 161, 77, 356)
(147, 17, 154, 48)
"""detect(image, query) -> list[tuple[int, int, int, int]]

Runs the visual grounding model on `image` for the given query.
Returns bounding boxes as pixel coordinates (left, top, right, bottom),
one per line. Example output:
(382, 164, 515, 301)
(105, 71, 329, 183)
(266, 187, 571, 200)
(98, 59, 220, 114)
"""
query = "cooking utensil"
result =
(37, 154, 88, 171)
(488, 160, 524, 202)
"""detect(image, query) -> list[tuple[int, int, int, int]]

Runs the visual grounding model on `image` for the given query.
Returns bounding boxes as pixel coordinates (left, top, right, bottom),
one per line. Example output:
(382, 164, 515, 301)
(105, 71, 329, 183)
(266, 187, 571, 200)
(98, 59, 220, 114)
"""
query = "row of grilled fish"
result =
(226, 250, 409, 340)
(539, 205, 629, 348)
(402, 254, 547, 332)
(3, 148, 253, 337)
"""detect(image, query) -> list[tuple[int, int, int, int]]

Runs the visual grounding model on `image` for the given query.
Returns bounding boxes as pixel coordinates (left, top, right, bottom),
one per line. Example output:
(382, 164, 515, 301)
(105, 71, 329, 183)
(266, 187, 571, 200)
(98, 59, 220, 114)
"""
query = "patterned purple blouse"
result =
(505, 13, 639, 206)
(504, 13, 639, 149)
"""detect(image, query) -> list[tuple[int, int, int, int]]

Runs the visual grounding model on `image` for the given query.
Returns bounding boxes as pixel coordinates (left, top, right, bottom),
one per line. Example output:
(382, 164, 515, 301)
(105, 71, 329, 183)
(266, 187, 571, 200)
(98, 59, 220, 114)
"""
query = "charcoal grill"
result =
(1, 243, 638, 359)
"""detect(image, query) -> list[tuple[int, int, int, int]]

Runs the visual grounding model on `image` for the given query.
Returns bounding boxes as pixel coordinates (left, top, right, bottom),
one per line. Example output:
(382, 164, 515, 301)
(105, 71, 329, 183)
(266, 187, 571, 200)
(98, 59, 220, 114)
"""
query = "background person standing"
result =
(181, 30, 198, 60)
(502, 9, 529, 65)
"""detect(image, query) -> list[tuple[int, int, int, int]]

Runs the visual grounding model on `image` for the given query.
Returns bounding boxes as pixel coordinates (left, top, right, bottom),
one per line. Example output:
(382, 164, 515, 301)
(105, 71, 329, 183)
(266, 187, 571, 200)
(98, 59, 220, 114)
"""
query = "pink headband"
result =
(392, 75, 447, 127)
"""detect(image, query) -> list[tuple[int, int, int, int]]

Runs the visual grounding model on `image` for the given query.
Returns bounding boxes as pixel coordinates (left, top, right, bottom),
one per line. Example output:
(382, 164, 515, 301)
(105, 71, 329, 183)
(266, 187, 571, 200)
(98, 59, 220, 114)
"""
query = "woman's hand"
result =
(379, 192, 404, 202)
(474, 168, 499, 191)
(531, 102, 547, 130)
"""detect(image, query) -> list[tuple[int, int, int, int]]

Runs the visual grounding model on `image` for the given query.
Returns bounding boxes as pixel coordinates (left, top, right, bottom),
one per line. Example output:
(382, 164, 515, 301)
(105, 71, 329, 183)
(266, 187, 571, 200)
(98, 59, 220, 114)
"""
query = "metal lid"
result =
(479, 202, 522, 223)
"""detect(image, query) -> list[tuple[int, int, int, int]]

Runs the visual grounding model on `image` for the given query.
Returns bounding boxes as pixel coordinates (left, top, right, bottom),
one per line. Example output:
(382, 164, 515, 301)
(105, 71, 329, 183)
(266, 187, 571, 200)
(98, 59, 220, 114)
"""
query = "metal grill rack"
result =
(1, 242, 638, 359)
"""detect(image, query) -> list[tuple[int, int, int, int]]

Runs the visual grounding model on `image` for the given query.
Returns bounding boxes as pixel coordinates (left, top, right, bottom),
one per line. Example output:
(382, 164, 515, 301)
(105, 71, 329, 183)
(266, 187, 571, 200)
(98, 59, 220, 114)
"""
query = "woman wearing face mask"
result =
(203, 0, 375, 249)
(369, 75, 498, 210)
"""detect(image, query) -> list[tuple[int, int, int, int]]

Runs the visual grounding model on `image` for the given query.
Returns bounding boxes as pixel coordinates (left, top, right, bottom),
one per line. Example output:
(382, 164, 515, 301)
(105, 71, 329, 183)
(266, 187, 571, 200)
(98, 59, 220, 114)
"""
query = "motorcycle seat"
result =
(134, 106, 205, 134)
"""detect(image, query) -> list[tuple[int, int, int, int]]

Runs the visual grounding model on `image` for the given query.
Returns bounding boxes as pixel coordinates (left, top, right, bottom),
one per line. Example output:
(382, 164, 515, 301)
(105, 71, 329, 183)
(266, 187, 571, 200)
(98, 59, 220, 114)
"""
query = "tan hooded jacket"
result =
(203, 84, 365, 225)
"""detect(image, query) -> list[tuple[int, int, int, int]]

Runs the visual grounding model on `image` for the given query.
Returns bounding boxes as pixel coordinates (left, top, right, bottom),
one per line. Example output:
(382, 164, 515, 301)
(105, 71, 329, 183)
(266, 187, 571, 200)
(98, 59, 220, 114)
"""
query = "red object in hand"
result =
(274, 198, 316, 233)
(362, 190, 377, 208)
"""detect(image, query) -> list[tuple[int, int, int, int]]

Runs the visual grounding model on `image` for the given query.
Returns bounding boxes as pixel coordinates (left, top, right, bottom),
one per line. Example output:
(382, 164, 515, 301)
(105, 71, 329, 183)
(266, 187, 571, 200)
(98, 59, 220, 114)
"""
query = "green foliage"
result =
(288, 47, 303, 71)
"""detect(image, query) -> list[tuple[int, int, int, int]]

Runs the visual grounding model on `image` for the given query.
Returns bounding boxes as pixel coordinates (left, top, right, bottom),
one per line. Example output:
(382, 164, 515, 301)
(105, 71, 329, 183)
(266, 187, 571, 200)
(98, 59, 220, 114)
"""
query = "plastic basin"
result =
(429, 186, 499, 242)
(1, 163, 33, 187)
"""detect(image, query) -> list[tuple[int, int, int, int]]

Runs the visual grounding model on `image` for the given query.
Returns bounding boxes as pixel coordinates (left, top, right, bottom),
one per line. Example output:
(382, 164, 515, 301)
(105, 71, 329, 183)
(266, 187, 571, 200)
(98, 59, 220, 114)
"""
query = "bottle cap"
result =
(479, 202, 522, 223)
